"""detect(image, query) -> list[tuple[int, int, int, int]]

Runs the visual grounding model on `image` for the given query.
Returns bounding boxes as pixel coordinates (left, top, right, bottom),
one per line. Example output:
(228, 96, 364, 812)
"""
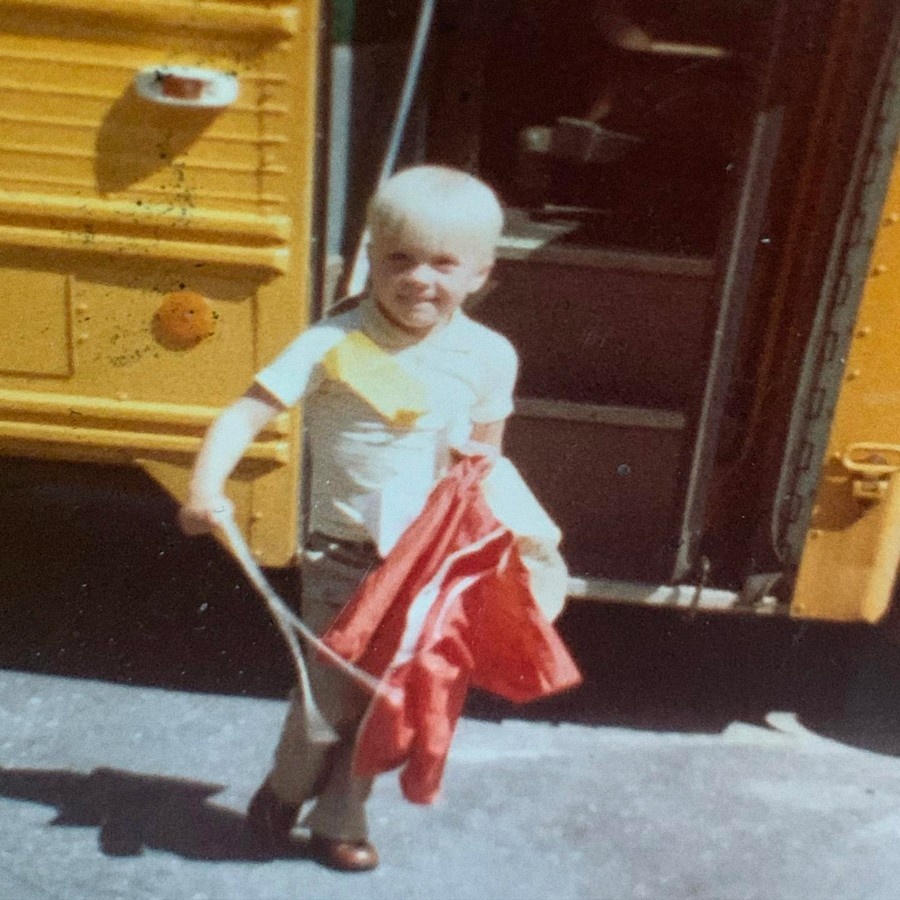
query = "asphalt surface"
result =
(4, 461, 900, 899)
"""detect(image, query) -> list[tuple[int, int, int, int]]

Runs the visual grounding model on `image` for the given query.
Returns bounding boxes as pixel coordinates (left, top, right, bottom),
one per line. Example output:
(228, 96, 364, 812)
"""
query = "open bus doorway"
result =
(411, 0, 786, 589)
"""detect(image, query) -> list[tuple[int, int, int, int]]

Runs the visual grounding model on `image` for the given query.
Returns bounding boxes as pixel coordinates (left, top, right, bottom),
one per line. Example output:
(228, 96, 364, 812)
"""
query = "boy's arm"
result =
(470, 418, 506, 450)
(179, 383, 284, 535)
(463, 331, 517, 461)
(452, 419, 507, 465)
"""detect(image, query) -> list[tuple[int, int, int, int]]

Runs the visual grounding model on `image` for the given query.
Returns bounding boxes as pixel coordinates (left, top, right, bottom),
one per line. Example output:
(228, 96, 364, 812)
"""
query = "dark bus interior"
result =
(418, 0, 783, 586)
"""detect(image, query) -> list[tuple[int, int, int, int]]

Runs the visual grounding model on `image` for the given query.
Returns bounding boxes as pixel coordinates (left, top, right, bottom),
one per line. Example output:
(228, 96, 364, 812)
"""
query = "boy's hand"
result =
(178, 494, 235, 536)
(450, 440, 500, 465)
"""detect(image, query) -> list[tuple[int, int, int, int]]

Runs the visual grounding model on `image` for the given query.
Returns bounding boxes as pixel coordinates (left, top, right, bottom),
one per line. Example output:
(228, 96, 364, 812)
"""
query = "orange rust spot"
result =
(155, 290, 216, 345)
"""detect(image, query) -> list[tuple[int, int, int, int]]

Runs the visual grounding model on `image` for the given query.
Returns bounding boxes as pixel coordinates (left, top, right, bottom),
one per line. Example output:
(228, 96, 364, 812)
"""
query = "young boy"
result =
(179, 165, 518, 872)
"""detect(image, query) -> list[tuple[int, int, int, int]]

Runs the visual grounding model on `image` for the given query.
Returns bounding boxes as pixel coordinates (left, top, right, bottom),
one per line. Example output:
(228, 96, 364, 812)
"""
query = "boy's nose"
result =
(405, 263, 434, 285)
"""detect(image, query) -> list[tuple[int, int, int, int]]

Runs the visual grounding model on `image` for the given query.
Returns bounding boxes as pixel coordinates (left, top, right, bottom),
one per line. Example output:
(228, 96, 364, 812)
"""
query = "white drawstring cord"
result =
(215, 516, 396, 744)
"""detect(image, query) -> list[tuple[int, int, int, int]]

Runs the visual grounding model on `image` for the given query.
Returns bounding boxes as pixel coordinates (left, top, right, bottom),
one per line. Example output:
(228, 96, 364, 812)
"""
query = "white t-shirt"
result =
(255, 297, 518, 550)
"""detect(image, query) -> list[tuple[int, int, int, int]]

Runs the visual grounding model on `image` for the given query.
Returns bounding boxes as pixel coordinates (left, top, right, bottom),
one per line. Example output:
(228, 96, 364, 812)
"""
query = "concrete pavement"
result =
(3, 664, 900, 900)
(5, 465, 900, 898)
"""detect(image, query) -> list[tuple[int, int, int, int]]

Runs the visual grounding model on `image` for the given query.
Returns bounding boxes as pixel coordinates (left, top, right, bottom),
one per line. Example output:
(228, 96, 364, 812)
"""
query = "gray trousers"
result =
(266, 539, 380, 842)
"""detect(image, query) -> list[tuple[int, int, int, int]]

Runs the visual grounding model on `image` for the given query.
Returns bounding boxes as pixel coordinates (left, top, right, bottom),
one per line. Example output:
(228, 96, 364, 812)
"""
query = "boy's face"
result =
(368, 230, 492, 335)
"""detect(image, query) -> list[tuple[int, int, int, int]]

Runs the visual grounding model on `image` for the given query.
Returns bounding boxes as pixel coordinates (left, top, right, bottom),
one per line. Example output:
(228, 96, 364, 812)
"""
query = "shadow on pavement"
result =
(802, 630, 900, 756)
(465, 600, 900, 754)
(4, 458, 900, 757)
(1, 460, 295, 699)
(0, 765, 308, 862)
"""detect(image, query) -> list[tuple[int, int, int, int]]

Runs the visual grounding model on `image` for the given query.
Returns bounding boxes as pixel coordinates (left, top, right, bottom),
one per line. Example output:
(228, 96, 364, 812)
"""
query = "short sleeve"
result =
(254, 323, 346, 408)
(471, 332, 518, 423)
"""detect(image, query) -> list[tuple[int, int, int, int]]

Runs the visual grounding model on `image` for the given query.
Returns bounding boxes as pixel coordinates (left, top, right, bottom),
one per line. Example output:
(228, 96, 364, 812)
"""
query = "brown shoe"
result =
(246, 781, 301, 856)
(309, 834, 379, 872)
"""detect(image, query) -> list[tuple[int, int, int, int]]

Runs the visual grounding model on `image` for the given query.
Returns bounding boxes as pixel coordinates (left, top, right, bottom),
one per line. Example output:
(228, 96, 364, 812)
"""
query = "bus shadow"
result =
(464, 601, 900, 755)
(4, 459, 900, 757)
(0, 460, 295, 699)
(804, 632, 900, 756)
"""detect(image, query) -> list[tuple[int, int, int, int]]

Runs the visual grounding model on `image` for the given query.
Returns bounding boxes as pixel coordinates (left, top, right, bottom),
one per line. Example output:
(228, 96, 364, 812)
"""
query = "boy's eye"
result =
(432, 255, 458, 272)
(388, 252, 413, 265)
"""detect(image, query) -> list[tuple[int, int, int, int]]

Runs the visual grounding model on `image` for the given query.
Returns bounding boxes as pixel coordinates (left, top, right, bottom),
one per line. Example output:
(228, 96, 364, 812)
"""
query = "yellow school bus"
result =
(0, 0, 898, 627)
(0, 0, 323, 566)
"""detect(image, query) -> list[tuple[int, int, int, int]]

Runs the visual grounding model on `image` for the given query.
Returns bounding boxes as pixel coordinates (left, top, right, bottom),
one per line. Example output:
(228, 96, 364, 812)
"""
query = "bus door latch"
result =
(842, 443, 900, 502)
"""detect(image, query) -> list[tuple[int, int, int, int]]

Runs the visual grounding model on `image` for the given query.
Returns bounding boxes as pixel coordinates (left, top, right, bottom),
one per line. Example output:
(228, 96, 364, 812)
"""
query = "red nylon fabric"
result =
(323, 457, 583, 804)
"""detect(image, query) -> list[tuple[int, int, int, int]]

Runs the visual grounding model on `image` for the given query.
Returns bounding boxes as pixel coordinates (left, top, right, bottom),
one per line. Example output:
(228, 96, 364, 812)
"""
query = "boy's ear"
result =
(467, 261, 494, 294)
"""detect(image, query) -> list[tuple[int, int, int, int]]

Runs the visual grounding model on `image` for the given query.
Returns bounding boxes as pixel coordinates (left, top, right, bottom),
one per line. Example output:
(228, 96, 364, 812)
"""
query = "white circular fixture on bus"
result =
(134, 66, 239, 108)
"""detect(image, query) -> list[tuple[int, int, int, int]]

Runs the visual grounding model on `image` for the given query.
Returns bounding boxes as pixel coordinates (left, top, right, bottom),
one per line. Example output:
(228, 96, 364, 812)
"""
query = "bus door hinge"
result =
(842, 443, 900, 502)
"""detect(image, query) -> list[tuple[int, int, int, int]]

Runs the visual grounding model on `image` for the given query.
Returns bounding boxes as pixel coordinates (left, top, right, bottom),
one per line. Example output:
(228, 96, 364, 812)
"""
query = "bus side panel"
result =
(791, 139, 900, 622)
(0, 1, 321, 565)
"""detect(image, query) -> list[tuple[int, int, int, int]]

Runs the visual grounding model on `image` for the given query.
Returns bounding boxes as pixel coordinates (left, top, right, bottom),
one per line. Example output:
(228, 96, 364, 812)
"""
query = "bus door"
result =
(0, 0, 323, 565)
(400, 0, 898, 603)
(423, 0, 784, 590)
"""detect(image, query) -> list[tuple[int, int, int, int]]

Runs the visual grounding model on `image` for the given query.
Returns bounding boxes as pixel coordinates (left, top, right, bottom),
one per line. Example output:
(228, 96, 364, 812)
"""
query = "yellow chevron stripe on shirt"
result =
(322, 330, 429, 427)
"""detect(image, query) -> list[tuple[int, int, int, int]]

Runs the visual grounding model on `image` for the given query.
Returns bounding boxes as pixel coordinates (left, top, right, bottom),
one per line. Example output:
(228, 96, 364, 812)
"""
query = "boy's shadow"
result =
(0, 766, 308, 862)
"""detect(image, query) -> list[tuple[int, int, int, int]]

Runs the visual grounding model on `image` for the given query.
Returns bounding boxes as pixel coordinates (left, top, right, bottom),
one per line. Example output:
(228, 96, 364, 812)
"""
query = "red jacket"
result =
(323, 456, 582, 804)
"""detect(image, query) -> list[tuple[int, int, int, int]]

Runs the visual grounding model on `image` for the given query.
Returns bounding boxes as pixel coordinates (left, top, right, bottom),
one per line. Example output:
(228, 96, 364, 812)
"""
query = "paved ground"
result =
(5, 461, 900, 899)
(4, 662, 900, 900)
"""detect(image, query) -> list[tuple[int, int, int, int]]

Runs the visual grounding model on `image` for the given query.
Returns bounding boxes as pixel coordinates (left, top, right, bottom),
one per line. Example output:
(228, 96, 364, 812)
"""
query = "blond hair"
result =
(366, 165, 504, 262)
